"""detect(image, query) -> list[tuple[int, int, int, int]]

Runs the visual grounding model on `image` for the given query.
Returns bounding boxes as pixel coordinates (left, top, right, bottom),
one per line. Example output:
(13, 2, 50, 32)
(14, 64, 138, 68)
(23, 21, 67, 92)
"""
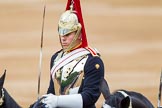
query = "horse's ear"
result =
(0, 70, 6, 89)
(100, 78, 111, 100)
(120, 96, 131, 108)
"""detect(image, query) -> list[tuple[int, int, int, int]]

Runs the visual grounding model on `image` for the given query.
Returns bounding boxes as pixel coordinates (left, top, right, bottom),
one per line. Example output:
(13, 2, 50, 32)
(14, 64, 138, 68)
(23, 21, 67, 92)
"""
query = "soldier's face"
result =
(60, 32, 76, 49)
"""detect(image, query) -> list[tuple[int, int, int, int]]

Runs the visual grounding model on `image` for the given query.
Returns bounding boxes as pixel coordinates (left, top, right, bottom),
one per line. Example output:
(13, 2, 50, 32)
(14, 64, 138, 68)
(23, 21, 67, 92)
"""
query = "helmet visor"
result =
(58, 26, 77, 36)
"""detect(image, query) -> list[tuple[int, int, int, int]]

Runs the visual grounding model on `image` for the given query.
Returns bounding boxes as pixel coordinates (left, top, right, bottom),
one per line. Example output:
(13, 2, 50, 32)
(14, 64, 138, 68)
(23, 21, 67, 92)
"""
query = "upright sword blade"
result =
(37, 2, 46, 100)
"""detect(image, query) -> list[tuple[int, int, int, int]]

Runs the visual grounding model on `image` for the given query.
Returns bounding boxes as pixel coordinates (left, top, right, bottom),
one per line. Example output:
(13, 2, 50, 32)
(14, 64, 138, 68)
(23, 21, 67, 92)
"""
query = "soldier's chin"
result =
(62, 46, 68, 49)
(62, 47, 69, 52)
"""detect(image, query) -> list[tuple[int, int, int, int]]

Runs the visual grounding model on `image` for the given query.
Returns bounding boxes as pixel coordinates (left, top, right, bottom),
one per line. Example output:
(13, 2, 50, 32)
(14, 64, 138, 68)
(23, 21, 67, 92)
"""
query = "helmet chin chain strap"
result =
(62, 26, 81, 53)
(37, 0, 46, 101)
(158, 70, 162, 108)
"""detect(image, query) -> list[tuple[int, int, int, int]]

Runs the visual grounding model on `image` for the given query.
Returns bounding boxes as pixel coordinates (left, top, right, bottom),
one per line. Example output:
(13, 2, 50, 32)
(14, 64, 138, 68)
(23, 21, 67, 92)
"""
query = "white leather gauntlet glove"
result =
(42, 93, 83, 108)
(42, 94, 58, 108)
(102, 101, 111, 108)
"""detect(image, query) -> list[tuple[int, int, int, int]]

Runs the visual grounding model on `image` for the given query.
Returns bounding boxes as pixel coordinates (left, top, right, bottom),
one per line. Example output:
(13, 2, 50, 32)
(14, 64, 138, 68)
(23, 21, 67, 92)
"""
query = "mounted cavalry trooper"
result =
(39, 0, 105, 108)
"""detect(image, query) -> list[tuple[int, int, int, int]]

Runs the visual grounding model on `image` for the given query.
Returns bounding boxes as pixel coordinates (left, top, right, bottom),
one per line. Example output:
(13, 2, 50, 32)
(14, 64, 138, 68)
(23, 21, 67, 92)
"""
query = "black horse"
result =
(0, 70, 155, 108)
(0, 70, 21, 108)
(100, 79, 154, 108)
(0, 70, 48, 108)
(0, 71, 40, 108)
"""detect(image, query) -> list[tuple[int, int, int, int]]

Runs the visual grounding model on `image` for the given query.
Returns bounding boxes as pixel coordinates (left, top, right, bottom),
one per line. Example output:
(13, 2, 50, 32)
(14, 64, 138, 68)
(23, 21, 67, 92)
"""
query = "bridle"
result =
(0, 88, 4, 106)
(117, 91, 132, 108)
(158, 70, 162, 108)
(102, 90, 133, 108)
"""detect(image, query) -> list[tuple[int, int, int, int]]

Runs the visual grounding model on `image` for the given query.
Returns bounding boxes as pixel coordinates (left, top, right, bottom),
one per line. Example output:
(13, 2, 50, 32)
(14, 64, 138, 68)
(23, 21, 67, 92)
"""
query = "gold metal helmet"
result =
(58, 10, 81, 36)
(58, 5, 82, 52)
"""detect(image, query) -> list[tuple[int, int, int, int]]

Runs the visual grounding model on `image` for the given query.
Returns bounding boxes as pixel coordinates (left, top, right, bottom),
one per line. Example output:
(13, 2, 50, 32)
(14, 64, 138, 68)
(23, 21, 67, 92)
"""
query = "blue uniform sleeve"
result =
(47, 76, 55, 94)
(80, 55, 105, 107)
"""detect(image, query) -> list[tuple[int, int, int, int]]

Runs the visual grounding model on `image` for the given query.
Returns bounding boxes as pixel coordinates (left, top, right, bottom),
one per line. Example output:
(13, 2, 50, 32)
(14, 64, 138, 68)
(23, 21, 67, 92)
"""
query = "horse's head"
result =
(103, 91, 130, 108)
(103, 90, 150, 108)
(100, 79, 153, 108)
(0, 70, 6, 93)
